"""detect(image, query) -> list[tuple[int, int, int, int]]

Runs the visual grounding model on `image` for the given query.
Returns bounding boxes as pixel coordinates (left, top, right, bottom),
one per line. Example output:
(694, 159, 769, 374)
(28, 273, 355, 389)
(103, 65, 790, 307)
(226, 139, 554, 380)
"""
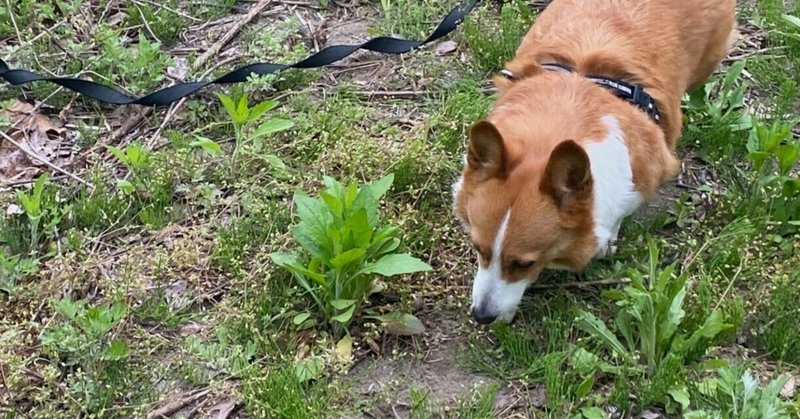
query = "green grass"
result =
(1, 0, 799, 417)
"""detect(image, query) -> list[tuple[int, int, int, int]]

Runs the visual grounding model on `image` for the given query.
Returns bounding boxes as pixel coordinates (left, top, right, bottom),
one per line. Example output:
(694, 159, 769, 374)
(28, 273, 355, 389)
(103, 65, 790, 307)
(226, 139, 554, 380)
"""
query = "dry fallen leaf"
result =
(436, 40, 458, 56)
(1, 99, 72, 182)
(781, 375, 796, 399)
(206, 399, 237, 419)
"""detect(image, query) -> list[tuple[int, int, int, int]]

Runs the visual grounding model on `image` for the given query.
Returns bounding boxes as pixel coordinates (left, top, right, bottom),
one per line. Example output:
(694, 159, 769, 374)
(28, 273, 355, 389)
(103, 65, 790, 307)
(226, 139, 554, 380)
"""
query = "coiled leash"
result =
(0, 0, 480, 107)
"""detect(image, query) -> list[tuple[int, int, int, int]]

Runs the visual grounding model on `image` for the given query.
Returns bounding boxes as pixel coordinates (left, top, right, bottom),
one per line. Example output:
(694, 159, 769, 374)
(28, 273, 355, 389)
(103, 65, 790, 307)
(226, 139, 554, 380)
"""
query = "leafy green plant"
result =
(0, 251, 39, 295)
(270, 174, 431, 337)
(107, 142, 152, 194)
(216, 92, 294, 173)
(15, 173, 49, 252)
(576, 237, 731, 411)
(686, 364, 793, 418)
(41, 297, 129, 369)
(745, 119, 800, 236)
(685, 61, 753, 132)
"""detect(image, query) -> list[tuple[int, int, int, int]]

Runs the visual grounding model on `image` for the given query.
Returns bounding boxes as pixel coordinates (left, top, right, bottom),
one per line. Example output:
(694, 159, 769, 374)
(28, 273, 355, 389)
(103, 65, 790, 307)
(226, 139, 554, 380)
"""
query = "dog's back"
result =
(503, 0, 737, 147)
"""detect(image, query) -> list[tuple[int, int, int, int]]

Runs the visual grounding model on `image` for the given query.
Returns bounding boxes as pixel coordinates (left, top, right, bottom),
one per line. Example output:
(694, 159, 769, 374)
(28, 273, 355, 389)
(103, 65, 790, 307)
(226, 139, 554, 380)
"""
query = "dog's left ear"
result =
(540, 140, 593, 210)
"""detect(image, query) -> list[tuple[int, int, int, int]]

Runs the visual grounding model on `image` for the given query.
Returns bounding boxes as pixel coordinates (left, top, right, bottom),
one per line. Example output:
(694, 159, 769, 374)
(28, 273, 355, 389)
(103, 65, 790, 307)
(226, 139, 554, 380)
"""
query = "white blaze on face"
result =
(470, 210, 529, 322)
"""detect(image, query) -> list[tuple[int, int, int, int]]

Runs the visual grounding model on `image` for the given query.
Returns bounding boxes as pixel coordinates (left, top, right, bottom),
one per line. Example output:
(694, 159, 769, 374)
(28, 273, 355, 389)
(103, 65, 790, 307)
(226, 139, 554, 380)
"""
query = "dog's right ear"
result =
(467, 121, 506, 181)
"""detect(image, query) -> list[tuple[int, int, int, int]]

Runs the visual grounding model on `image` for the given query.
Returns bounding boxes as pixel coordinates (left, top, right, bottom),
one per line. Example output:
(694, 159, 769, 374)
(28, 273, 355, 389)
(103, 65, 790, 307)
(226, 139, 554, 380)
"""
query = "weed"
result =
(576, 238, 731, 411)
(215, 92, 294, 175)
(91, 27, 174, 94)
(125, 0, 185, 44)
(39, 297, 133, 413)
(185, 326, 257, 380)
(4, 174, 68, 257)
(270, 174, 431, 337)
(755, 271, 800, 364)
(0, 250, 38, 295)
(745, 119, 800, 237)
(683, 61, 753, 162)
(686, 364, 793, 418)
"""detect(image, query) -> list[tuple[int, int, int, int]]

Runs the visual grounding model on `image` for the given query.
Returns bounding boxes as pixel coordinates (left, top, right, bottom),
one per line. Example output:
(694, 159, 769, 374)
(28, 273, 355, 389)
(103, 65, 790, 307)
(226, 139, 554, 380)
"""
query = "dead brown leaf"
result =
(1, 100, 73, 182)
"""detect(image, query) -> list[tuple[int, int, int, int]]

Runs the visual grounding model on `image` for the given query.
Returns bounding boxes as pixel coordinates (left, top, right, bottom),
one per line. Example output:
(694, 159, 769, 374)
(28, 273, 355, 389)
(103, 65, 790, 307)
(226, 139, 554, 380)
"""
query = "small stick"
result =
(146, 388, 210, 419)
(0, 131, 93, 190)
(529, 277, 631, 290)
(192, 0, 273, 71)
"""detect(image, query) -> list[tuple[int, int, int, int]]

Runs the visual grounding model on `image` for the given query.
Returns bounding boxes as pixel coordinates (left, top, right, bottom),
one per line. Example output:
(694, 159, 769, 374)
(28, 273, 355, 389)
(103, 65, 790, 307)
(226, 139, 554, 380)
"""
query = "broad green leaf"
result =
(252, 118, 294, 138)
(269, 252, 326, 284)
(347, 208, 373, 248)
(320, 191, 343, 217)
(331, 304, 356, 323)
(248, 99, 279, 121)
(190, 136, 222, 156)
(103, 339, 130, 361)
(116, 179, 135, 194)
(373, 237, 400, 257)
(216, 92, 238, 120)
(295, 357, 323, 383)
(668, 386, 691, 411)
(576, 310, 631, 361)
(367, 312, 425, 336)
(329, 248, 366, 270)
(576, 375, 595, 399)
(330, 299, 357, 310)
(776, 144, 800, 176)
(236, 94, 249, 121)
(684, 309, 729, 351)
(782, 13, 800, 29)
(686, 86, 708, 110)
(106, 145, 129, 166)
(722, 61, 745, 93)
(356, 253, 432, 277)
(292, 312, 311, 325)
(580, 406, 606, 419)
(368, 173, 394, 201)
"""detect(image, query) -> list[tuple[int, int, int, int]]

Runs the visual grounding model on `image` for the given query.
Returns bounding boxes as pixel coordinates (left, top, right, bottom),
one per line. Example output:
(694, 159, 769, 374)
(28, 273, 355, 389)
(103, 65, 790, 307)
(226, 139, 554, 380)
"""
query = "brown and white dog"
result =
(453, 0, 737, 324)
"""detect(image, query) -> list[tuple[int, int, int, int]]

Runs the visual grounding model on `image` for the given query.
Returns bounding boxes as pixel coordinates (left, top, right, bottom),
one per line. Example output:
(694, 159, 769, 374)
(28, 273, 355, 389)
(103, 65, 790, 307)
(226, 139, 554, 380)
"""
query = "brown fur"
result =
(455, 0, 736, 280)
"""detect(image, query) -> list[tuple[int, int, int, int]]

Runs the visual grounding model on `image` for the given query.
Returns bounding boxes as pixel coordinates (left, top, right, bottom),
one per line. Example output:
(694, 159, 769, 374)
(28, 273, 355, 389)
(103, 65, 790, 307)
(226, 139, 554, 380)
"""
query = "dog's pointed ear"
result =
(467, 121, 506, 180)
(540, 140, 592, 209)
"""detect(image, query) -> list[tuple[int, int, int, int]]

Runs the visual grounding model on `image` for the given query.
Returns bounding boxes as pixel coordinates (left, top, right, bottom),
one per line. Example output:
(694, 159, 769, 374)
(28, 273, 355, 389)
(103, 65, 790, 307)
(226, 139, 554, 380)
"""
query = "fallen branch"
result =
(147, 388, 210, 419)
(192, 0, 273, 71)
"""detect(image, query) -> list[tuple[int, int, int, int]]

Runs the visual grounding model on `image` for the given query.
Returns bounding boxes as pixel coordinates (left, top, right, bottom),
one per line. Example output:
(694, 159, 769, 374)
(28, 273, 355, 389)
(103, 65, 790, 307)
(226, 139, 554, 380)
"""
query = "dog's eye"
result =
(512, 260, 535, 270)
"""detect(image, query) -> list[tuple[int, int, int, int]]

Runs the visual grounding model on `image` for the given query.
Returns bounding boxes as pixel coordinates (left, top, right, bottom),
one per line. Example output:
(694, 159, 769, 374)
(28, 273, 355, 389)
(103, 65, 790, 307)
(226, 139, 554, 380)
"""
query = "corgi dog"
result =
(453, 0, 737, 324)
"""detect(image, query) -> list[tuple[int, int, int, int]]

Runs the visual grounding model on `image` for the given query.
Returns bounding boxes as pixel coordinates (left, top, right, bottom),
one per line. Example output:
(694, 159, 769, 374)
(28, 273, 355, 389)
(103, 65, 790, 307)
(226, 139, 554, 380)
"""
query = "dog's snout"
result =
(471, 306, 498, 325)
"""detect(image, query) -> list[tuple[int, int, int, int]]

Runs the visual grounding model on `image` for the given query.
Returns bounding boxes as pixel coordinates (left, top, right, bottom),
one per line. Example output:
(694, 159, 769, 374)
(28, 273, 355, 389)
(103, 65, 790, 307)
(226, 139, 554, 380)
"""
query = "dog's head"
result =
(453, 73, 639, 324)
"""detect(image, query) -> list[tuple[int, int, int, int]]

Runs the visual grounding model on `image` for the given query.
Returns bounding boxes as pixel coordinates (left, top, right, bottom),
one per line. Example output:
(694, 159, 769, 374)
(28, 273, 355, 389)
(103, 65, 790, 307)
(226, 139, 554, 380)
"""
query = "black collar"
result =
(500, 63, 660, 124)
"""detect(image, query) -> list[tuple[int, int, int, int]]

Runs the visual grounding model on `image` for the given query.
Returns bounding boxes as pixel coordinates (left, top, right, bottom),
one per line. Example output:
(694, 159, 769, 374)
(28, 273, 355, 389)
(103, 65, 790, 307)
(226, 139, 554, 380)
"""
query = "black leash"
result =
(0, 0, 479, 107)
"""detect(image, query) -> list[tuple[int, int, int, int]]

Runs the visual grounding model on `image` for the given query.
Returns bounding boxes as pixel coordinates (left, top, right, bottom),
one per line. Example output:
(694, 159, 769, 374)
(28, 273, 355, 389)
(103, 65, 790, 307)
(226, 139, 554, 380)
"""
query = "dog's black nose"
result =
(471, 307, 497, 325)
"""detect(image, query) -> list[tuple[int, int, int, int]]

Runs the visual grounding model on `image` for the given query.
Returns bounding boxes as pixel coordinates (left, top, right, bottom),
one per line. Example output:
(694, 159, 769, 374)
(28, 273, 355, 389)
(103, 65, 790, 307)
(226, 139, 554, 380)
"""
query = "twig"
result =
(529, 277, 631, 290)
(146, 388, 210, 419)
(192, 0, 273, 71)
(5, 0, 23, 44)
(134, 0, 201, 22)
(0, 131, 93, 190)
(135, 4, 162, 45)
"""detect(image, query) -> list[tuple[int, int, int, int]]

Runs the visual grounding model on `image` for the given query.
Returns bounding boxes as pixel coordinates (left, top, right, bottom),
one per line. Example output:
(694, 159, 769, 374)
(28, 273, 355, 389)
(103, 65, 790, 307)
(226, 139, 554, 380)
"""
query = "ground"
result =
(1, 0, 800, 418)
